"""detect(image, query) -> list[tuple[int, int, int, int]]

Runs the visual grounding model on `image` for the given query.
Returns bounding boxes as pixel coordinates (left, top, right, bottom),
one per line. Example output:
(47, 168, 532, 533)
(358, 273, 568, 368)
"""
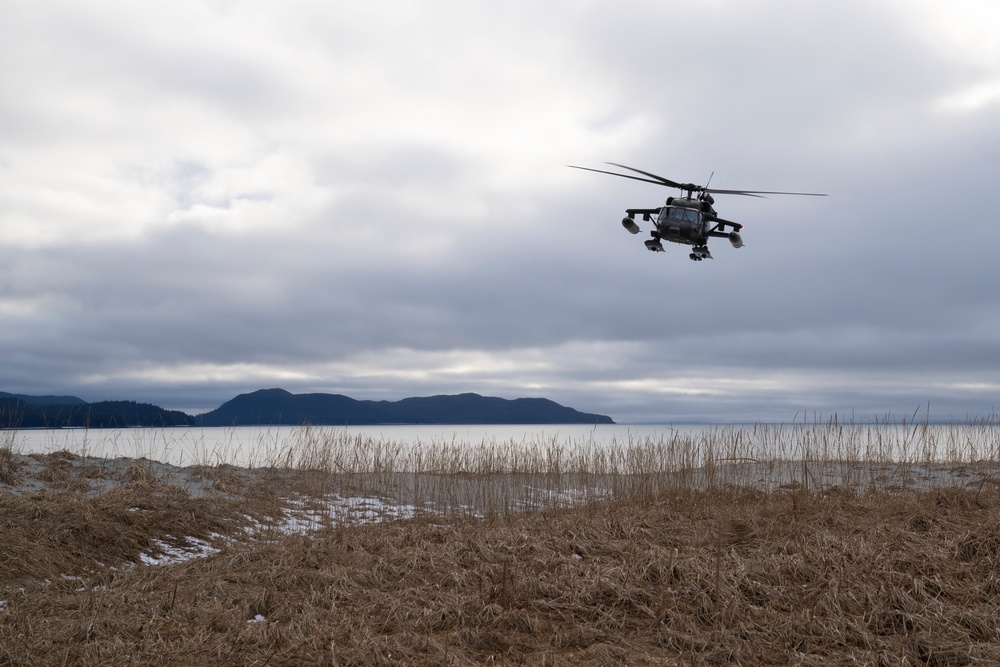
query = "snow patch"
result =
(140, 536, 221, 566)
(270, 494, 425, 534)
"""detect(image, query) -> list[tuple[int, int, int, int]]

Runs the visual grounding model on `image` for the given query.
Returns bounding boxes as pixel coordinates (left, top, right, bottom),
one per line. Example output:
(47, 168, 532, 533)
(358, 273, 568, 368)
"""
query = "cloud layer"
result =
(3, 1, 1000, 421)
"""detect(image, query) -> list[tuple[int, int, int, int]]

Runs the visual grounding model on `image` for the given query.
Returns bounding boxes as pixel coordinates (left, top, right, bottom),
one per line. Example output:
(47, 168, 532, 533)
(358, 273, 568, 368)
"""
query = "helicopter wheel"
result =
(689, 246, 712, 261)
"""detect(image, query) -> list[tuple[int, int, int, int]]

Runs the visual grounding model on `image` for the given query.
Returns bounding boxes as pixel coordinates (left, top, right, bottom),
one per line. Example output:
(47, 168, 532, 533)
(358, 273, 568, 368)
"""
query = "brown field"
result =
(3, 422, 1000, 665)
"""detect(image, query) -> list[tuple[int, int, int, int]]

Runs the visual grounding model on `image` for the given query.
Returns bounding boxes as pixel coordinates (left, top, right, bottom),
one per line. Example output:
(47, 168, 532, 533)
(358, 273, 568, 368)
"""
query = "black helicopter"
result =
(569, 163, 826, 261)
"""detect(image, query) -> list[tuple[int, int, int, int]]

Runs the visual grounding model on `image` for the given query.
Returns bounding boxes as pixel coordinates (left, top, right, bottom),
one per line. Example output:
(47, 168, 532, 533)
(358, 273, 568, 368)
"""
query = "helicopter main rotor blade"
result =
(567, 165, 674, 188)
(706, 187, 827, 197)
(603, 163, 690, 190)
(605, 163, 828, 197)
(705, 190, 765, 198)
(569, 162, 828, 197)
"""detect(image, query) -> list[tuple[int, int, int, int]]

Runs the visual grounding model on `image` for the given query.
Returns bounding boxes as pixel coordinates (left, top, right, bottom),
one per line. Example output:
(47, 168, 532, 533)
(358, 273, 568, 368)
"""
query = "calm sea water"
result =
(5, 424, 701, 467)
(5, 422, 1000, 467)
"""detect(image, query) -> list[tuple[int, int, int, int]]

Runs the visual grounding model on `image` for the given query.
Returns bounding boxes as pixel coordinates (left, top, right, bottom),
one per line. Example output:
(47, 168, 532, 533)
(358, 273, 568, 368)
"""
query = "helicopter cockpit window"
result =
(666, 207, 701, 223)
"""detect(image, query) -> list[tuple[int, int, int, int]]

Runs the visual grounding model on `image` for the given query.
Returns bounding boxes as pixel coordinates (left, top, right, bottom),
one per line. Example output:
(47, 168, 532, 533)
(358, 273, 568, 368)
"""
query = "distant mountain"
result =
(197, 388, 615, 426)
(0, 391, 87, 406)
(0, 395, 194, 428)
(0, 388, 615, 428)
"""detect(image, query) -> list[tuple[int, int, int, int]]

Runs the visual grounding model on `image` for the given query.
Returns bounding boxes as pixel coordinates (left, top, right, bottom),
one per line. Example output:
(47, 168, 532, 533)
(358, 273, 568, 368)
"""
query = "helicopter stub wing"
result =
(625, 207, 662, 220)
(704, 213, 743, 232)
(620, 207, 661, 234)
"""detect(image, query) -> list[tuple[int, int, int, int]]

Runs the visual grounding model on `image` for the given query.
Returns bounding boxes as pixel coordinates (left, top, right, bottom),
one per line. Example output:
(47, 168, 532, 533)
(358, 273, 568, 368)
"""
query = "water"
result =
(3, 424, 702, 467)
(5, 421, 1000, 468)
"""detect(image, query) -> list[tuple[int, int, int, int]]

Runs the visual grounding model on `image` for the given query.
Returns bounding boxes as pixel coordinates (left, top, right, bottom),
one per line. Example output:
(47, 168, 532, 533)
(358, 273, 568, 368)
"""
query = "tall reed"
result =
(253, 416, 1000, 517)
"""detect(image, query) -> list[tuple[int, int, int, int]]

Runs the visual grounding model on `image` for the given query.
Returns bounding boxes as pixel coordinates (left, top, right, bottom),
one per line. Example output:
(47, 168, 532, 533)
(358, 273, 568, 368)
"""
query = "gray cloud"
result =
(2, 0, 999, 422)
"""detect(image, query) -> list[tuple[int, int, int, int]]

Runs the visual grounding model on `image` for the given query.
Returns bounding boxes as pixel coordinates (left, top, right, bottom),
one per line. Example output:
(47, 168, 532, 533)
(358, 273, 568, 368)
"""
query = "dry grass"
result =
(5, 488, 1000, 665)
(4, 420, 1000, 665)
(0, 447, 22, 486)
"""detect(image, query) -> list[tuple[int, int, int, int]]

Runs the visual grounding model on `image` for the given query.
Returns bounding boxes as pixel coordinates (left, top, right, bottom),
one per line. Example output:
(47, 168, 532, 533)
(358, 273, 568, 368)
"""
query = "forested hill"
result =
(1, 389, 615, 428)
(0, 396, 194, 428)
(0, 392, 88, 406)
(196, 389, 615, 426)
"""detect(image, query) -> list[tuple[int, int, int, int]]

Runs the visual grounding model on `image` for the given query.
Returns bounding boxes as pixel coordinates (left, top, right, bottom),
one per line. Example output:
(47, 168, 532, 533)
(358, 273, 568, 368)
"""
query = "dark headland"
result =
(1, 389, 614, 428)
(196, 389, 615, 426)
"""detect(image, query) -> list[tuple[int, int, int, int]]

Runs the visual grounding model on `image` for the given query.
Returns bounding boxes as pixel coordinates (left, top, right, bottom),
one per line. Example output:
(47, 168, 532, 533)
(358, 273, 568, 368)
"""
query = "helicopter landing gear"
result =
(689, 246, 713, 261)
(644, 239, 664, 252)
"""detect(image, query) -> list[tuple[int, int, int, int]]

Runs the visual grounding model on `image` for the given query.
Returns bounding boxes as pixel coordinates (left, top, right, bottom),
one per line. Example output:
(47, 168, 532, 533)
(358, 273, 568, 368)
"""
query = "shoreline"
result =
(5, 451, 1000, 502)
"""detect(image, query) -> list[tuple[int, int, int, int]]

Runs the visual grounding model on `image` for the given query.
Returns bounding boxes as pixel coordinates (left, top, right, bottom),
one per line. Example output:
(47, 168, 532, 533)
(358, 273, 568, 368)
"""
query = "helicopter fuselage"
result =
(653, 198, 711, 246)
(623, 196, 738, 259)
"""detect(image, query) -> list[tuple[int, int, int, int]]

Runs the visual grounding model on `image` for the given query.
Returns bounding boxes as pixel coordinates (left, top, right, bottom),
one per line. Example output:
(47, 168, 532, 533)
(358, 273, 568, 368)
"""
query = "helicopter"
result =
(568, 162, 826, 261)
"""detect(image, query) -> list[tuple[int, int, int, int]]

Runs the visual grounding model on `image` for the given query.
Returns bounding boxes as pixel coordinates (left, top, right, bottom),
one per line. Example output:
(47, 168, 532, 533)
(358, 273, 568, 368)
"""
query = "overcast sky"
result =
(3, 0, 1000, 422)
